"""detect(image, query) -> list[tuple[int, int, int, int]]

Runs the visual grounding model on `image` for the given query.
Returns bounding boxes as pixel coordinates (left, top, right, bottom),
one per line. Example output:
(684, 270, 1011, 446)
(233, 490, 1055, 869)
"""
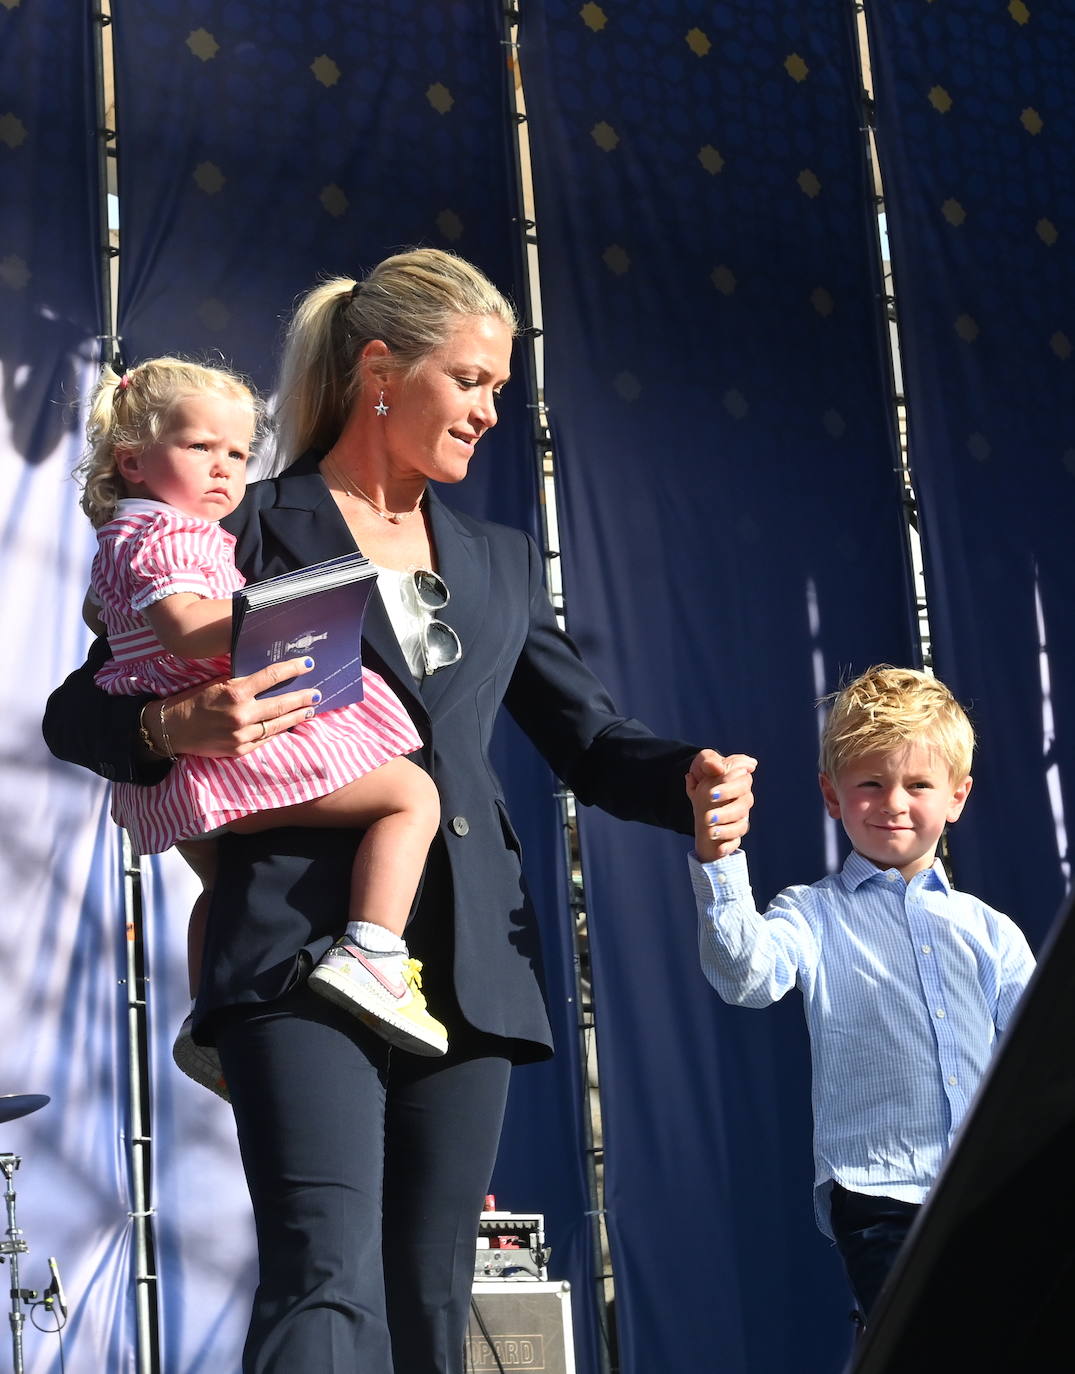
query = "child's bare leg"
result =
(176, 840, 217, 997)
(229, 758, 440, 935)
(171, 841, 230, 1100)
(230, 758, 448, 1056)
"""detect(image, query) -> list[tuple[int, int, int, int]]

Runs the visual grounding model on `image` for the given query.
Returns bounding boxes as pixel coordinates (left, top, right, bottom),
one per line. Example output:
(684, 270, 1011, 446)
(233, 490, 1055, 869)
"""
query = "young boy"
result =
(687, 666, 1035, 1322)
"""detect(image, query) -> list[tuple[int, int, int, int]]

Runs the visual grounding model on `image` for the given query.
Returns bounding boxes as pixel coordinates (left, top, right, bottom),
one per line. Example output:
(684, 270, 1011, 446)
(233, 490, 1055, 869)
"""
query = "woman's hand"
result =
(686, 749, 757, 861)
(143, 658, 321, 760)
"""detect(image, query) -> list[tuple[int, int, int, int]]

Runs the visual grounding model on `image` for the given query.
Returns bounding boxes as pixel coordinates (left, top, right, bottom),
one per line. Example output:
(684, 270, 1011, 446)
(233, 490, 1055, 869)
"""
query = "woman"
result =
(43, 248, 754, 1373)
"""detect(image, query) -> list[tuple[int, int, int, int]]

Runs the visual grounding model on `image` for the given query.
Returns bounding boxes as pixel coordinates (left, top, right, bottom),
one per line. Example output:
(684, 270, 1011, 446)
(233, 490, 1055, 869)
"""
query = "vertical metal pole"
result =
(121, 835, 160, 1374)
(499, 5, 615, 1370)
(91, 9, 159, 1370)
(1, 1156, 27, 1374)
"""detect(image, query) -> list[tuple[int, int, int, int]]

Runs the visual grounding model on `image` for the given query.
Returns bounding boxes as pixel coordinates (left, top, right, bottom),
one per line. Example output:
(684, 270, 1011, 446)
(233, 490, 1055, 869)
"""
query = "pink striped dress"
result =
(92, 501, 422, 855)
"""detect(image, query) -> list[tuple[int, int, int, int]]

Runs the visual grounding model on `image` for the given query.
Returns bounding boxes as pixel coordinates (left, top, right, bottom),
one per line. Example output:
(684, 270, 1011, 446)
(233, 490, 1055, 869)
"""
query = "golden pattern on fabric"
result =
(186, 29, 219, 62)
(797, 169, 821, 198)
(1036, 218, 1058, 246)
(811, 287, 835, 317)
(311, 55, 341, 88)
(0, 113, 26, 149)
(193, 162, 225, 195)
(954, 314, 980, 342)
(942, 198, 966, 226)
(698, 145, 724, 175)
(602, 244, 630, 275)
(436, 210, 464, 241)
(1020, 107, 1043, 135)
(710, 265, 737, 296)
(580, 3, 607, 32)
(426, 83, 454, 114)
(685, 28, 711, 58)
(0, 255, 29, 291)
(320, 185, 348, 218)
(591, 121, 620, 151)
(197, 299, 231, 331)
(1008, 1, 1031, 25)
(784, 54, 809, 83)
(1049, 331, 1071, 360)
(928, 85, 953, 113)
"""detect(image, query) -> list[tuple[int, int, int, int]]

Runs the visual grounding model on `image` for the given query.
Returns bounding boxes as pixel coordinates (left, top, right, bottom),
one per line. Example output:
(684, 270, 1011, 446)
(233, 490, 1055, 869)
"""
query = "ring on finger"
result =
(258, 720, 268, 741)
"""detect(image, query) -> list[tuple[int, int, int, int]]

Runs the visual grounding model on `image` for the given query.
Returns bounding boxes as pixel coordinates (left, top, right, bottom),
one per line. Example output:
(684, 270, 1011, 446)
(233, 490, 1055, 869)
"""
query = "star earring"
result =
(374, 390, 389, 417)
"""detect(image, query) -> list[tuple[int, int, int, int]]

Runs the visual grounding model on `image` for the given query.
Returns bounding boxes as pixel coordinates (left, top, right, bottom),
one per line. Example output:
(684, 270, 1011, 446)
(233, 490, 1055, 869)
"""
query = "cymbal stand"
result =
(0, 1154, 30, 1374)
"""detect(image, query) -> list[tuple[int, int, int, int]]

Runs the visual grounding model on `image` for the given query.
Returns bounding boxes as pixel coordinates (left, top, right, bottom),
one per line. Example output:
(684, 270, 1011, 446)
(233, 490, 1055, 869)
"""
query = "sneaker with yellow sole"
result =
(307, 940, 449, 1057)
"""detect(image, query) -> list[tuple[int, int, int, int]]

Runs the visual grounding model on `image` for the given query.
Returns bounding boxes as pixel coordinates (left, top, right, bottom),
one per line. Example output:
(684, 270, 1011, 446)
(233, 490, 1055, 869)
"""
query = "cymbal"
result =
(0, 1094, 50, 1125)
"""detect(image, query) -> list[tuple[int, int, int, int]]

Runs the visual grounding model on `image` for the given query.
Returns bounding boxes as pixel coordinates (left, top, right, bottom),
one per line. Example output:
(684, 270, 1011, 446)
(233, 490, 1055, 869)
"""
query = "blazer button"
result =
(450, 816, 470, 836)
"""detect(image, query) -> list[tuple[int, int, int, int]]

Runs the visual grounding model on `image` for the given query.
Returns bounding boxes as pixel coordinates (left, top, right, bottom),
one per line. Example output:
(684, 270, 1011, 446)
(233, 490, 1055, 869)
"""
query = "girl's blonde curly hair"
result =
(76, 357, 262, 527)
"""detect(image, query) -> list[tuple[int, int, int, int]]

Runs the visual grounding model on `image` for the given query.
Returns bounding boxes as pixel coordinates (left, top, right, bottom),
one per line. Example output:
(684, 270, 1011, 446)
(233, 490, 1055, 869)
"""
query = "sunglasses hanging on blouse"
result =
(406, 568, 462, 674)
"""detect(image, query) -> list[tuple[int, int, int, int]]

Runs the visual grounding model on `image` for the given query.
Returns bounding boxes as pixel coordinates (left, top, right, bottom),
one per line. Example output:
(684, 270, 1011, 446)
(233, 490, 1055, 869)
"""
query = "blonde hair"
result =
(273, 247, 519, 468)
(819, 665, 975, 781)
(77, 357, 261, 527)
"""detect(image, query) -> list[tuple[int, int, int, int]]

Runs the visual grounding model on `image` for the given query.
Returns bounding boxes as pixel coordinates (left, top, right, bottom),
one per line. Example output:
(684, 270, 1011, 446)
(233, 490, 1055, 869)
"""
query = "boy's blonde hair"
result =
(819, 665, 975, 781)
(77, 357, 261, 527)
(273, 247, 519, 469)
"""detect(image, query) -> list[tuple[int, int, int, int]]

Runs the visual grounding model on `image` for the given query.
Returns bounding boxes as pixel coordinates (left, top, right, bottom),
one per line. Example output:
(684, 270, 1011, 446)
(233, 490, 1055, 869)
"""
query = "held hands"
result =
(686, 749, 757, 862)
(144, 657, 321, 759)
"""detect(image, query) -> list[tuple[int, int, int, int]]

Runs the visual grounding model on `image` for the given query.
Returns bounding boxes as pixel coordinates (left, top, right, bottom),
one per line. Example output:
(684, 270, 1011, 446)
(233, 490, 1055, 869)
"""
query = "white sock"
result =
(347, 921, 407, 955)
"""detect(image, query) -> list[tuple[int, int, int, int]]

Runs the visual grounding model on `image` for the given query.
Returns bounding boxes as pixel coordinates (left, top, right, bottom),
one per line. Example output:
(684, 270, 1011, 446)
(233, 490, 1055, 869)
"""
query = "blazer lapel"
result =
(420, 488, 490, 715)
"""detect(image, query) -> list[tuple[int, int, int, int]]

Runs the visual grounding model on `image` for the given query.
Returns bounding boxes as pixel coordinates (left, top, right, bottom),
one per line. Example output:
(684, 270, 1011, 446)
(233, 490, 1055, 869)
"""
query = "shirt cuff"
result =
(687, 847, 752, 905)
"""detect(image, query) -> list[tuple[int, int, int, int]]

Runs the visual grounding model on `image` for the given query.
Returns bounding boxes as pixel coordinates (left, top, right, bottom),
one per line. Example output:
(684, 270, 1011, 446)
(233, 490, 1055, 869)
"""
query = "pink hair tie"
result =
(118, 373, 130, 390)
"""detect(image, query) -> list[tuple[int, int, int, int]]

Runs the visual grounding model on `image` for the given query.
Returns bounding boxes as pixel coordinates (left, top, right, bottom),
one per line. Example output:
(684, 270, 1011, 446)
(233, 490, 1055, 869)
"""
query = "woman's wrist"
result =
(138, 700, 178, 761)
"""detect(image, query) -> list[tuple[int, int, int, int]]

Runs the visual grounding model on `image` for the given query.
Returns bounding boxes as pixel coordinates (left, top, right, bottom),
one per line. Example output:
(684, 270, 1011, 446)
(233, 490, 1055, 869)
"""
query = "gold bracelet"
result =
(157, 700, 177, 760)
(138, 701, 176, 761)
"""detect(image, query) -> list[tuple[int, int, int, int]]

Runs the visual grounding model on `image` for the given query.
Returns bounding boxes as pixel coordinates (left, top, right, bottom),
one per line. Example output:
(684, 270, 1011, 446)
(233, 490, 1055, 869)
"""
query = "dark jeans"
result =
(829, 1184, 920, 1320)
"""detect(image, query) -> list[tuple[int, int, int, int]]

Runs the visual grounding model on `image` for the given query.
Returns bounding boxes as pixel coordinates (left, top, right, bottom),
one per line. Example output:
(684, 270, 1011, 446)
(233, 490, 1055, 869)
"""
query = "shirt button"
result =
(450, 816, 470, 836)
(886, 872, 898, 882)
(921, 945, 932, 954)
(936, 1009, 946, 1019)
(948, 1075, 958, 1086)
(717, 874, 728, 886)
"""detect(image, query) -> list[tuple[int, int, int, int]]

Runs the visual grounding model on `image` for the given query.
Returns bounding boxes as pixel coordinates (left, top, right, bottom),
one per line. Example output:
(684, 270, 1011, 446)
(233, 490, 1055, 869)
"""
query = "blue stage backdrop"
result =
(521, 3, 917, 1371)
(867, 0, 1075, 947)
(109, 1, 596, 1370)
(11, 3, 1075, 1373)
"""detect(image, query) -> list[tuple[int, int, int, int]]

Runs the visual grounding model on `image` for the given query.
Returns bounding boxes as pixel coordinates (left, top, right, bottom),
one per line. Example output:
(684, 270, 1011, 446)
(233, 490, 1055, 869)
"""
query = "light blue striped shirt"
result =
(690, 848, 1035, 1236)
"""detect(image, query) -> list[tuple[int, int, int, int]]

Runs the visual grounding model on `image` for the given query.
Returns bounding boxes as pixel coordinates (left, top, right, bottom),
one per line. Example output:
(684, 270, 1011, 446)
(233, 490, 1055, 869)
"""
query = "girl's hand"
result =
(144, 658, 321, 759)
(686, 749, 757, 861)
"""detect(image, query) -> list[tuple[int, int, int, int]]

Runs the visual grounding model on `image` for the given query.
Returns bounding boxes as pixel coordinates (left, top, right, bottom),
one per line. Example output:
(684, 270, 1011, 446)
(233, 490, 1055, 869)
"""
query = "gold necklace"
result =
(323, 456, 424, 525)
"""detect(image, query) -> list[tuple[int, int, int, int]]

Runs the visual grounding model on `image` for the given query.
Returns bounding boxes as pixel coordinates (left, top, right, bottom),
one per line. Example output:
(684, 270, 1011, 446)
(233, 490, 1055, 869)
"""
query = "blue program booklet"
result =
(231, 551, 378, 707)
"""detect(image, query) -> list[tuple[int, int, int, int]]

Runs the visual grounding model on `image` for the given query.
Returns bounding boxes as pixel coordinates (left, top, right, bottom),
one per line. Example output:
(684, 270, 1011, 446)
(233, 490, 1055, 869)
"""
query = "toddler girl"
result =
(77, 357, 448, 1096)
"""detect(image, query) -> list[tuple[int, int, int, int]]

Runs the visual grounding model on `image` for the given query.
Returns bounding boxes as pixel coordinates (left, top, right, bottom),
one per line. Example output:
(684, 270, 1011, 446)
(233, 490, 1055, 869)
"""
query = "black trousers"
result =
(216, 980, 512, 1373)
(829, 1184, 921, 1320)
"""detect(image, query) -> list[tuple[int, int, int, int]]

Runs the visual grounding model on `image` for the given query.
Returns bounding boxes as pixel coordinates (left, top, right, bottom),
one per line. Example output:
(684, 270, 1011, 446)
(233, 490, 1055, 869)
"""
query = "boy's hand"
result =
(686, 750, 757, 862)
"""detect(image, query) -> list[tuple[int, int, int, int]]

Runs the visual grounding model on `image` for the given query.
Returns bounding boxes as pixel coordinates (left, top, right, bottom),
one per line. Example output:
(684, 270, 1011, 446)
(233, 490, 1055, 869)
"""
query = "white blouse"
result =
(372, 565, 432, 680)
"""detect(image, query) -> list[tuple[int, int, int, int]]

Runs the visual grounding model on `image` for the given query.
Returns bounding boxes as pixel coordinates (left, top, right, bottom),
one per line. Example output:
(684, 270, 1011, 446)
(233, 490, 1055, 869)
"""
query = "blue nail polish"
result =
(710, 789, 721, 803)
(311, 690, 322, 704)
(303, 657, 315, 669)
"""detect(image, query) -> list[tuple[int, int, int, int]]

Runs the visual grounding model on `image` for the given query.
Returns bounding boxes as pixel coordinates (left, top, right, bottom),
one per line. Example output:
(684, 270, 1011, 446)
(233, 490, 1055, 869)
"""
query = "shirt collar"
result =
(839, 850, 952, 894)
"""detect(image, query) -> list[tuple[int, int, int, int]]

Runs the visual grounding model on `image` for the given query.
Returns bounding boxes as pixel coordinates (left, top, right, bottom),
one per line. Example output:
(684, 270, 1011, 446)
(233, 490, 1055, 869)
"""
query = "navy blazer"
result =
(43, 455, 698, 1059)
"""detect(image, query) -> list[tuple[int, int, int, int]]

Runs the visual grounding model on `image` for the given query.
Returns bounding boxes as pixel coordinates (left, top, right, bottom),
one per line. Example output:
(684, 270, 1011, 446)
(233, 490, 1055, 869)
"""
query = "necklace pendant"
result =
(387, 511, 403, 524)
